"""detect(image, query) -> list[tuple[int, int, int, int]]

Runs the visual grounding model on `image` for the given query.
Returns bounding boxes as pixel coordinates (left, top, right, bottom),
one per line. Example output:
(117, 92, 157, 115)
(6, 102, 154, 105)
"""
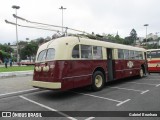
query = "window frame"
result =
(37, 48, 55, 62)
(45, 48, 55, 61)
(71, 44, 103, 60)
(72, 44, 80, 59)
(118, 49, 124, 60)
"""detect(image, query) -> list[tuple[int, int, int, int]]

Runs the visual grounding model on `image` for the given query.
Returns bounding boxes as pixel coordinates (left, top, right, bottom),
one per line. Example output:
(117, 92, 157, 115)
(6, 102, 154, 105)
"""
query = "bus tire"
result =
(139, 68, 144, 78)
(92, 71, 105, 91)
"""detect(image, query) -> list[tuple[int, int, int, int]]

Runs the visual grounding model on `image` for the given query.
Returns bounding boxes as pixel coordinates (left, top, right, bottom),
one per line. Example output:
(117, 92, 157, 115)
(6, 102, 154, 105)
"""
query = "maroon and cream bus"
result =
(32, 36, 148, 91)
(147, 49, 160, 72)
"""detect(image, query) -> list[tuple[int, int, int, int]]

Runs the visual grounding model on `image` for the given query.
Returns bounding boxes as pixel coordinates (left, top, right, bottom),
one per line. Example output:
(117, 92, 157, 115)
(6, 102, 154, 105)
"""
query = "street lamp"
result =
(59, 6, 66, 33)
(12, 5, 20, 63)
(144, 24, 149, 47)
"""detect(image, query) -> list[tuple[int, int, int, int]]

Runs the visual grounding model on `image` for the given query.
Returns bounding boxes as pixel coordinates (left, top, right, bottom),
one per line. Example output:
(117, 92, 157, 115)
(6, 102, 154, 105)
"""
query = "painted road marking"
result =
(145, 79, 160, 81)
(72, 91, 130, 106)
(116, 99, 131, 106)
(108, 86, 149, 94)
(0, 88, 40, 97)
(19, 96, 77, 120)
(141, 90, 150, 94)
(85, 117, 95, 120)
(156, 84, 160, 87)
(127, 82, 160, 86)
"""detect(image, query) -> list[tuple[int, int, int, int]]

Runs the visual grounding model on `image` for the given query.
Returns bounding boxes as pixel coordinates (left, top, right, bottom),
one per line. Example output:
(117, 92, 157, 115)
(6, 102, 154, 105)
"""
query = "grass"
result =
(0, 65, 34, 72)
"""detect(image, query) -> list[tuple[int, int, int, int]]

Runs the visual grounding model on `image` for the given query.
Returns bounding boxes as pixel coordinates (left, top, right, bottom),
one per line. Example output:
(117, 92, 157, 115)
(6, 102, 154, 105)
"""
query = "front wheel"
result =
(139, 68, 144, 78)
(92, 71, 105, 91)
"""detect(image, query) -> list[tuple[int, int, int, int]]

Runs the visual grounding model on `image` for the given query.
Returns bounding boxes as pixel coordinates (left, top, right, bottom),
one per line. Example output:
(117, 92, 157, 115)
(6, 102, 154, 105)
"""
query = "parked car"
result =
(17, 60, 35, 66)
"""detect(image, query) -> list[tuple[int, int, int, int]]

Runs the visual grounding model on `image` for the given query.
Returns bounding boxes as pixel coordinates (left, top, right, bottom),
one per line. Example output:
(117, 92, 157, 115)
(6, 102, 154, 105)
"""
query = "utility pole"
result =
(144, 24, 149, 47)
(12, 5, 20, 62)
(59, 6, 66, 33)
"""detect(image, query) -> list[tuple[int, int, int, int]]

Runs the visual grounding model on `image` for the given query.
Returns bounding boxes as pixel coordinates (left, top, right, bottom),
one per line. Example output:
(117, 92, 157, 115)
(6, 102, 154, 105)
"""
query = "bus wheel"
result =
(139, 68, 144, 78)
(92, 71, 104, 91)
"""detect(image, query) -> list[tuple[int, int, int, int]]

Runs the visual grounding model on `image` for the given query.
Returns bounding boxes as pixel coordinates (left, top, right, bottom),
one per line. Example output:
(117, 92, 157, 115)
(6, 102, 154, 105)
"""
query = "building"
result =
(136, 33, 160, 47)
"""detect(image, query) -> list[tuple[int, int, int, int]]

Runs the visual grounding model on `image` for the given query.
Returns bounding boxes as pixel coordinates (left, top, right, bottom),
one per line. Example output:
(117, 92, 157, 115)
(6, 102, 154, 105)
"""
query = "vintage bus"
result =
(147, 49, 160, 72)
(32, 36, 148, 91)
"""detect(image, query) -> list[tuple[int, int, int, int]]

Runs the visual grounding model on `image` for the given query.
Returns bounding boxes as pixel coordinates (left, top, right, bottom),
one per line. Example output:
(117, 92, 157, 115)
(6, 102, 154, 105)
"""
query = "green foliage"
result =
(145, 44, 160, 49)
(0, 44, 14, 53)
(0, 66, 34, 72)
(124, 36, 133, 45)
(0, 50, 11, 62)
(115, 34, 124, 44)
(36, 37, 45, 44)
(124, 29, 138, 45)
(102, 34, 125, 44)
(20, 41, 38, 60)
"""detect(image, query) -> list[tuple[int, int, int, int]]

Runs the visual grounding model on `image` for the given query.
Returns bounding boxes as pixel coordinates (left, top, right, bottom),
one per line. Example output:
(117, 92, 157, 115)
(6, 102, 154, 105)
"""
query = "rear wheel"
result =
(92, 71, 105, 91)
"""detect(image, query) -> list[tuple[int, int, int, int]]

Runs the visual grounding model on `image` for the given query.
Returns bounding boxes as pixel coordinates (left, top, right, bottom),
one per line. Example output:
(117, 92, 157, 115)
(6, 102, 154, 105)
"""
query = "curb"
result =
(0, 71, 33, 78)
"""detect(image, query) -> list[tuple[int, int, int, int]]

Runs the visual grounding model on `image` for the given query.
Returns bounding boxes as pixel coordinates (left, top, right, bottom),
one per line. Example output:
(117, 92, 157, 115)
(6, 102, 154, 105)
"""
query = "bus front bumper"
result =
(31, 81, 61, 89)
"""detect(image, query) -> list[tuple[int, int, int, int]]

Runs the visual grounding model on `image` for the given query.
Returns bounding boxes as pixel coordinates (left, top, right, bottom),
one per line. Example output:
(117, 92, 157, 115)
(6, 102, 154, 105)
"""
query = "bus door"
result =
(144, 52, 148, 74)
(107, 48, 114, 80)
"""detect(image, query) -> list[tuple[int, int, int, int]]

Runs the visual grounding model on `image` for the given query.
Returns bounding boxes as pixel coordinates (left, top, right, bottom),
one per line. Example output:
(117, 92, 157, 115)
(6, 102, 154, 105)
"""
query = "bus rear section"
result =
(33, 61, 62, 89)
(147, 49, 160, 72)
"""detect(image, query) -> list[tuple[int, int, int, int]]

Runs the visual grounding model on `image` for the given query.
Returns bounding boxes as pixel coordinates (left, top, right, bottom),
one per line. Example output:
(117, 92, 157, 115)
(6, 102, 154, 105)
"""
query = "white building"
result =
(147, 33, 158, 40)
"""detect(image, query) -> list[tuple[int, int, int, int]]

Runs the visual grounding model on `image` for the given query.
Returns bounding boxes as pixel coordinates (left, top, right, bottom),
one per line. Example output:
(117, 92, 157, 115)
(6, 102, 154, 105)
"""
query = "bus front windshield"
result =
(37, 48, 55, 62)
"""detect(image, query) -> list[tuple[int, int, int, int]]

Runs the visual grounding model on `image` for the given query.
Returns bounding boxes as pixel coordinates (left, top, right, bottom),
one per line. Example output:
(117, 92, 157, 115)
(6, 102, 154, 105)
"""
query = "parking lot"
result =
(0, 73, 160, 120)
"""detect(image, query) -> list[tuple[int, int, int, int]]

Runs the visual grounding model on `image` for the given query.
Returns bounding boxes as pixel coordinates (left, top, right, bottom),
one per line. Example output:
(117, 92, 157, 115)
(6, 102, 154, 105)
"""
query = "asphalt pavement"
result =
(0, 73, 160, 120)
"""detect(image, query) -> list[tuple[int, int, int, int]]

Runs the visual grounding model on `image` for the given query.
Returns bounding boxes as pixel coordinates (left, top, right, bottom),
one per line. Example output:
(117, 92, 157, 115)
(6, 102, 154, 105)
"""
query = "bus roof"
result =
(38, 36, 146, 51)
(36, 36, 146, 61)
(147, 49, 160, 51)
(40, 36, 146, 51)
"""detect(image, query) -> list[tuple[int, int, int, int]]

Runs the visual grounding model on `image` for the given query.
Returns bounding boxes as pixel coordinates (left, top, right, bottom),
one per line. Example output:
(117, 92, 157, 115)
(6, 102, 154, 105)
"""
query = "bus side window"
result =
(124, 50, 129, 60)
(93, 46, 102, 59)
(151, 51, 160, 58)
(157, 51, 160, 57)
(138, 51, 143, 60)
(72, 45, 80, 58)
(129, 50, 134, 60)
(81, 45, 92, 59)
(147, 51, 151, 59)
(118, 49, 124, 59)
(134, 51, 139, 59)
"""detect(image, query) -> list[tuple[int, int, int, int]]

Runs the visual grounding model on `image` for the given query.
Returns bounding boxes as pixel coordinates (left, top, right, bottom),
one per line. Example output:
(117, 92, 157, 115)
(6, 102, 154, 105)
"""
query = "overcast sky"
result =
(0, 0, 160, 44)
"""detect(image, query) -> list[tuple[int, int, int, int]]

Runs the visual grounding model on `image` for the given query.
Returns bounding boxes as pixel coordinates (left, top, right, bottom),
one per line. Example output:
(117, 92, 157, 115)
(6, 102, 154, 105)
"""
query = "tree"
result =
(130, 29, 137, 45)
(102, 34, 116, 42)
(115, 34, 124, 44)
(36, 37, 45, 45)
(0, 44, 13, 53)
(20, 42, 38, 61)
(101, 33, 125, 44)
(124, 29, 138, 45)
(124, 36, 132, 45)
(0, 50, 11, 62)
(45, 36, 51, 42)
